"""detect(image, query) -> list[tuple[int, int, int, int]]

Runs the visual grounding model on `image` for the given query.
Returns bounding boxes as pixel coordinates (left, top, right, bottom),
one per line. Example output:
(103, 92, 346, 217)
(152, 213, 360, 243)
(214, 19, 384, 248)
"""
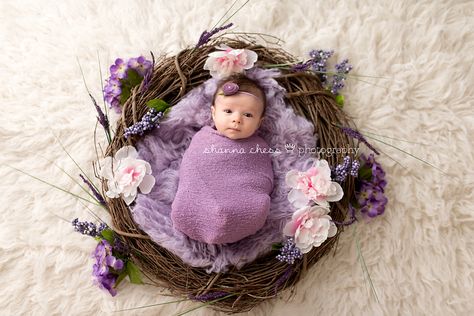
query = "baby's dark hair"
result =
(213, 74, 267, 116)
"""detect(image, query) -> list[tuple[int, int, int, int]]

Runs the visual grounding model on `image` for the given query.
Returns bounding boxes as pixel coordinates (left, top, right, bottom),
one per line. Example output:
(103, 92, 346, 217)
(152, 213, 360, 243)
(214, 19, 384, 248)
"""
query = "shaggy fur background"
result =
(1, 0, 473, 315)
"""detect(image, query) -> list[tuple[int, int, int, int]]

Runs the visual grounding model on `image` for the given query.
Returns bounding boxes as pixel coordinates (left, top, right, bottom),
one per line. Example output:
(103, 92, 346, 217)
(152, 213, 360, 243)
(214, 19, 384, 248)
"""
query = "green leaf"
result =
(271, 243, 283, 250)
(163, 107, 172, 116)
(114, 270, 128, 288)
(335, 94, 345, 107)
(146, 98, 170, 113)
(358, 165, 372, 181)
(126, 69, 143, 87)
(126, 261, 143, 284)
(119, 87, 131, 105)
(100, 229, 115, 244)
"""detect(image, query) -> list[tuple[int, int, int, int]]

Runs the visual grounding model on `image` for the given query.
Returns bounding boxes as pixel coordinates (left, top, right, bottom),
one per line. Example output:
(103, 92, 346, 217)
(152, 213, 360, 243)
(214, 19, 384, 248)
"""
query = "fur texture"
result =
(1, 0, 473, 315)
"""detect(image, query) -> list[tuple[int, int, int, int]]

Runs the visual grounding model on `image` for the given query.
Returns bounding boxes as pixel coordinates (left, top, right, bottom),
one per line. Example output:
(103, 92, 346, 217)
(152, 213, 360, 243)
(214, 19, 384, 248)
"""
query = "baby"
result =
(171, 74, 274, 244)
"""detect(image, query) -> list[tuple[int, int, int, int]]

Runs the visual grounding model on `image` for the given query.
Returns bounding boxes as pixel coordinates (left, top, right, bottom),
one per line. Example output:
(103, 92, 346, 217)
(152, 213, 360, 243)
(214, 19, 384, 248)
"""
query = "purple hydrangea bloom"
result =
(355, 154, 388, 219)
(128, 56, 152, 77)
(103, 56, 153, 113)
(361, 153, 387, 189)
(109, 58, 128, 79)
(92, 240, 125, 297)
(358, 182, 388, 218)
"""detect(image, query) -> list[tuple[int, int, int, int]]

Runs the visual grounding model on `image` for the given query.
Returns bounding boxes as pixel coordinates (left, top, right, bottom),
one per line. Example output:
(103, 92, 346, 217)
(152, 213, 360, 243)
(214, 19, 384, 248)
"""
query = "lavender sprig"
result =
(332, 156, 360, 182)
(188, 291, 230, 302)
(196, 23, 233, 48)
(340, 126, 380, 155)
(140, 52, 155, 93)
(309, 49, 334, 83)
(274, 265, 293, 295)
(276, 237, 303, 265)
(79, 174, 106, 205)
(123, 109, 164, 138)
(72, 218, 108, 237)
(331, 58, 353, 95)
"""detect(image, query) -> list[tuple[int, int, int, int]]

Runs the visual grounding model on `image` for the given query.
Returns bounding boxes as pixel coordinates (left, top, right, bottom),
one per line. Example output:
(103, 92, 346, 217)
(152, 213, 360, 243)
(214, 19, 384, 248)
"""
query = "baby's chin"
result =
(220, 129, 254, 140)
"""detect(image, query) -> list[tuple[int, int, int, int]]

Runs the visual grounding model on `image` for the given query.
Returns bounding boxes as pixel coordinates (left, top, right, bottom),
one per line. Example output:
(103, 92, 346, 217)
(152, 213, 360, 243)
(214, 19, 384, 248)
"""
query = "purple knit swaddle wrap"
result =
(171, 126, 274, 244)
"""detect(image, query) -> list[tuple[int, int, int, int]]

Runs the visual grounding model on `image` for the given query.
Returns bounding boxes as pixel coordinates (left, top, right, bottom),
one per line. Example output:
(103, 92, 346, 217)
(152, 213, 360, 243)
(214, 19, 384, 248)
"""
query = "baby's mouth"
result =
(228, 127, 241, 132)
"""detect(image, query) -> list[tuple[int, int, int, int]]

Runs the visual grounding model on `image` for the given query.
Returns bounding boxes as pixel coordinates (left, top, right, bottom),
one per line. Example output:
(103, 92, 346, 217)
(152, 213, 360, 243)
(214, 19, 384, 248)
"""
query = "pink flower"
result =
(99, 146, 155, 205)
(283, 205, 337, 253)
(285, 159, 343, 208)
(203, 45, 258, 78)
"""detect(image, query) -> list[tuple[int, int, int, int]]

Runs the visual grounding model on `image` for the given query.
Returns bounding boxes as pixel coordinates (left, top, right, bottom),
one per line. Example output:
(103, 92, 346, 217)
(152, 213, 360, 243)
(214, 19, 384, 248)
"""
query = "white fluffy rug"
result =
(1, 0, 473, 315)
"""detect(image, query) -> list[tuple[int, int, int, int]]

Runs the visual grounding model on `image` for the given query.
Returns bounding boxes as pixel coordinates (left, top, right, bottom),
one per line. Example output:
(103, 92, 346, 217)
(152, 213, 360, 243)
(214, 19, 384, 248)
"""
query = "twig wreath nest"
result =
(101, 37, 357, 313)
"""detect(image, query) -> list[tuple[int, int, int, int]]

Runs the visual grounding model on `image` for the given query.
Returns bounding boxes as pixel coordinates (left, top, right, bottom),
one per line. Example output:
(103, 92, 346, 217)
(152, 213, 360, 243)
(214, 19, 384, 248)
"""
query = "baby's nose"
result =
(232, 116, 241, 124)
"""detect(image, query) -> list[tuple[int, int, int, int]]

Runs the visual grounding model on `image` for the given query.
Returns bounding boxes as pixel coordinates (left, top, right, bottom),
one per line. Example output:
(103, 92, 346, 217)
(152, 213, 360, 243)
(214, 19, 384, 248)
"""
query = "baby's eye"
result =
(244, 113, 253, 118)
(223, 109, 232, 113)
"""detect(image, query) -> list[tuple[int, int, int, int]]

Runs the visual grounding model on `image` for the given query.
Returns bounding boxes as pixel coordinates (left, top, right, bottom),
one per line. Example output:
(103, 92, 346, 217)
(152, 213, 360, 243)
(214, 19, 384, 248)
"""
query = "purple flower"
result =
(123, 108, 164, 138)
(140, 52, 155, 93)
(276, 237, 303, 265)
(92, 240, 125, 297)
(358, 182, 388, 218)
(290, 60, 312, 72)
(196, 23, 233, 48)
(72, 218, 108, 237)
(79, 174, 106, 206)
(309, 49, 334, 83)
(109, 58, 128, 79)
(103, 77, 122, 114)
(331, 156, 360, 182)
(355, 154, 388, 219)
(330, 59, 352, 95)
(189, 291, 229, 302)
(340, 126, 380, 155)
(274, 266, 293, 295)
(128, 56, 152, 77)
(361, 153, 387, 189)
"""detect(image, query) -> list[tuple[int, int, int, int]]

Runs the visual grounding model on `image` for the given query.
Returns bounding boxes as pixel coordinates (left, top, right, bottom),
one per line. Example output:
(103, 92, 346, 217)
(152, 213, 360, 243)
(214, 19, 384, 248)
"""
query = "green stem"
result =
(37, 154, 106, 210)
(220, 0, 250, 26)
(76, 56, 112, 144)
(173, 294, 238, 316)
(96, 51, 113, 144)
(113, 298, 192, 312)
(211, 0, 239, 30)
(354, 225, 380, 303)
(51, 131, 104, 195)
(5, 164, 100, 206)
(360, 130, 429, 146)
(363, 133, 448, 176)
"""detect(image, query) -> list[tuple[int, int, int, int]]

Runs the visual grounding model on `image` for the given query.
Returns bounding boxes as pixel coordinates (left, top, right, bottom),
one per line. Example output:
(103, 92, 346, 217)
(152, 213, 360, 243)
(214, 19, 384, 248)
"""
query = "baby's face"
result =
(211, 91, 264, 140)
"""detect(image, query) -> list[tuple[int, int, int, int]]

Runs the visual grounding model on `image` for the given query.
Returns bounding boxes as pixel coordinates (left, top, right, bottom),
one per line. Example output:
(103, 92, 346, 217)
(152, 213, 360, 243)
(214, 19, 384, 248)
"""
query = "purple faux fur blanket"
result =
(171, 125, 274, 245)
(132, 68, 317, 273)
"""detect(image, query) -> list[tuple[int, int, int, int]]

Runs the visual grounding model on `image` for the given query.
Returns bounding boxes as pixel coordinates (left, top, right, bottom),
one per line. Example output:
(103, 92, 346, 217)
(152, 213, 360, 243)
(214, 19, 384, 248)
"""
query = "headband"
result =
(218, 82, 262, 101)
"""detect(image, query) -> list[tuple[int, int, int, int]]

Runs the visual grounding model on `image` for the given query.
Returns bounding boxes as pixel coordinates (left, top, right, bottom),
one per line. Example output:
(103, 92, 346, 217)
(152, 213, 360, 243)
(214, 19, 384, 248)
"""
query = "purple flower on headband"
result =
(222, 82, 239, 96)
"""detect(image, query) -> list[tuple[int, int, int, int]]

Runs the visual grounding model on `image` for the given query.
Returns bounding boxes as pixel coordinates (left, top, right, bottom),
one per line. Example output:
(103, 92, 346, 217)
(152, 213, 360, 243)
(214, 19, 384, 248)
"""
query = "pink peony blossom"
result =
(99, 146, 155, 205)
(283, 205, 337, 253)
(203, 45, 258, 78)
(285, 159, 343, 208)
